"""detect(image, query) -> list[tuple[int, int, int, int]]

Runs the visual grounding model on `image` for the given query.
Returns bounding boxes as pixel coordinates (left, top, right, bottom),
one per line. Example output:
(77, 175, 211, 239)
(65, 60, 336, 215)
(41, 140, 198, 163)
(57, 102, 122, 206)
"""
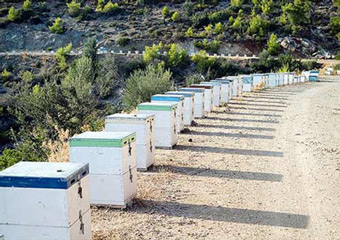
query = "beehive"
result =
(288, 72, 294, 84)
(105, 114, 155, 171)
(211, 79, 230, 103)
(225, 76, 239, 97)
(137, 102, 178, 148)
(239, 75, 252, 92)
(178, 88, 205, 118)
(309, 70, 319, 82)
(69, 131, 137, 207)
(252, 74, 265, 89)
(300, 75, 306, 83)
(0, 162, 91, 240)
(283, 73, 289, 85)
(190, 84, 213, 113)
(165, 91, 194, 126)
(267, 73, 277, 87)
(201, 81, 222, 108)
(278, 73, 285, 86)
(151, 94, 184, 133)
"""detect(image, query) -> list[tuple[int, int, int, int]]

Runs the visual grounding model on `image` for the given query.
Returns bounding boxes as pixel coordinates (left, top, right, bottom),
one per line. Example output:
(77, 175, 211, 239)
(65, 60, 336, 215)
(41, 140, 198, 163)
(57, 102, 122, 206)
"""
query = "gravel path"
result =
(92, 77, 340, 240)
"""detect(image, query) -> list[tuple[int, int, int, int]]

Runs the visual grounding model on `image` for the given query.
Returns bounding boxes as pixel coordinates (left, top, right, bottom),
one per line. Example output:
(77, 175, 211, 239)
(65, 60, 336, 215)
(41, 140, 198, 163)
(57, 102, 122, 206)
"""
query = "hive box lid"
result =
(211, 79, 231, 84)
(138, 102, 177, 111)
(0, 162, 89, 189)
(178, 88, 205, 93)
(151, 94, 184, 102)
(166, 91, 194, 97)
(201, 81, 221, 86)
(190, 84, 213, 89)
(70, 131, 136, 147)
(105, 113, 155, 121)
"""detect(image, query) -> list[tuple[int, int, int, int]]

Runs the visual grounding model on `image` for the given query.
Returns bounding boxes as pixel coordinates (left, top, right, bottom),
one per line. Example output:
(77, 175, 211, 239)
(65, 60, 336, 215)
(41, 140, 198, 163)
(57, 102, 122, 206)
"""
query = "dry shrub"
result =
(43, 126, 70, 162)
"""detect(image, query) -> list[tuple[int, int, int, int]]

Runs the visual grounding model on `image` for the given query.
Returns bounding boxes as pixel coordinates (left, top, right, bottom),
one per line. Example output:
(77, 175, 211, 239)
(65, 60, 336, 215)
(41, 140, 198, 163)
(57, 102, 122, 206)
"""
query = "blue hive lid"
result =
(0, 162, 89, 189)
(178, 88, 205, 93)
(165, 91, 194, 97)
(151, 94, 184, 102)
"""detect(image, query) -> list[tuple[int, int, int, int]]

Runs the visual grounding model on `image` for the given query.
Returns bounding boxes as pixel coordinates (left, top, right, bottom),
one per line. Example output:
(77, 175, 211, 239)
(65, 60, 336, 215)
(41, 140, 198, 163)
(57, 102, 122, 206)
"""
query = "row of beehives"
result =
(0, 70, 317, 240)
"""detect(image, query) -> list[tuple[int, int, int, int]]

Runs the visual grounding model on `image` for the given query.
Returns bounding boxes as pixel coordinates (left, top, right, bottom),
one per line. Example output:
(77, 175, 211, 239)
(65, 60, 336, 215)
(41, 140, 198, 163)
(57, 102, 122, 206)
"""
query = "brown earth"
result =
(92, 76, 340, 240)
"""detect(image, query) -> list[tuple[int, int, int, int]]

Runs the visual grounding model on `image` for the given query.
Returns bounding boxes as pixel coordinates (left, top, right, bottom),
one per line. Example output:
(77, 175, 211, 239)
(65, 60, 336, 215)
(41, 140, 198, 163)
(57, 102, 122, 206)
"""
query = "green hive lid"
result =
(138, 102, 177, 111)
(70, 131, 136, 147)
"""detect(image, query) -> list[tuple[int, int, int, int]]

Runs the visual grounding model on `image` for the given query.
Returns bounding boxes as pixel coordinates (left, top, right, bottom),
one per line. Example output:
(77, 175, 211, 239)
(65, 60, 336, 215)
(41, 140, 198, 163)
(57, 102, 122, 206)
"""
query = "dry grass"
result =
(43, 126, 70, 162)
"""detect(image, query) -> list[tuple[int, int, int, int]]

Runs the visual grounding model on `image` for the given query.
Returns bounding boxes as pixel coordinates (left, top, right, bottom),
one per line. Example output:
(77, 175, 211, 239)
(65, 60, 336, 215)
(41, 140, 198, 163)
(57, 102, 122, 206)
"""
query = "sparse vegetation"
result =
(49, 18, 65, 34)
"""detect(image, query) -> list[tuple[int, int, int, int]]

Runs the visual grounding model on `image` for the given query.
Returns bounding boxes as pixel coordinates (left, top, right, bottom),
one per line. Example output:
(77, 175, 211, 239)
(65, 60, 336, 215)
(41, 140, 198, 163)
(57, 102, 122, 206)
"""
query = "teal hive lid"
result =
(138, 102, 177, 111)
(166, 91, 194, 97)
(178, 87, 205, 93)
(70, 131, 136, 147)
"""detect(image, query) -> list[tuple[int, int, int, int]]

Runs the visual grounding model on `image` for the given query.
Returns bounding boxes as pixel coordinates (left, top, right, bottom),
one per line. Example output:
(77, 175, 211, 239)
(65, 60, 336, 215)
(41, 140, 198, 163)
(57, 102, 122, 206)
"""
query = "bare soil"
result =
(92, 77, 340, 240)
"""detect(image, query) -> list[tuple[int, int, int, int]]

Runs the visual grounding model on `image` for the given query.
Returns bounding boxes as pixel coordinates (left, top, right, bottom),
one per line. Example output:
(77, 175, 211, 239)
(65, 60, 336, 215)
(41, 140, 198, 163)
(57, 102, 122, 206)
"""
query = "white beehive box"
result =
(0, 162, 91, 240)
(165, 91, 194, 126)
(190, 84, 213, 113)
(137, 102, 178, 148)
(283, 73, 289, 85)
(225, 76, 239, 97)
(201, 81, 222, 108)
(178, 88, 205, 118)
(239, 75, 252, 92)
(301, 75, 306, 83)
(252, 74, 264, 89)
(211, 79, 230, 103)
(267, 73, 276, 87)
(278, 73, 284, 86)
(151, 94, 184, 133)
(104, 114, 155, 171)
(288, 72, 294, 84)
(69, 131, 137, 207)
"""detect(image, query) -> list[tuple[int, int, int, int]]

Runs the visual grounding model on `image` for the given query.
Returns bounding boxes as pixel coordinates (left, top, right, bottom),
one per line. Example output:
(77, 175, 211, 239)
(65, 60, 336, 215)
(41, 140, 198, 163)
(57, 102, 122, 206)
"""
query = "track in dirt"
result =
(92, 77, 340, 240)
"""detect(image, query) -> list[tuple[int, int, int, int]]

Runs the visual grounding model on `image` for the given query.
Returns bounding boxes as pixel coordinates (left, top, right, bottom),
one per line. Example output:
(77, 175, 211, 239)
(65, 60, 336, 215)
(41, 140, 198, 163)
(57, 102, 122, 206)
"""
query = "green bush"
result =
(185, 73, 204, 86)
(67, 0, 81, 17)
(267, 33, 280, 56)
(56, 43, 72, 70)
(191, 12, 209, 28)
(192, 50, 215, 72)
(193, 39, 220, 53)
(247, 14, 269, 37)
(96, 0, 105, 12)
(208, 10, 230, 24)
(143, 42, 163, 64)
(214, 22, 223, 34)
(1, 69, 11, 80)
(162, 6, 169, 17)
(23, 0, 32, 11)
(103, 1, 119, 14)
(49, 18, 65, 34)
(116, 36, 130, 46)
(171, 11, 179, 21)
(7, 6, 20, 22)
(123, 65, 172, 111)
(20, 71, 34, 83)
(186, 27, 195, 37)
(166, 43, 189, 67)
(231, 0, 244, 7)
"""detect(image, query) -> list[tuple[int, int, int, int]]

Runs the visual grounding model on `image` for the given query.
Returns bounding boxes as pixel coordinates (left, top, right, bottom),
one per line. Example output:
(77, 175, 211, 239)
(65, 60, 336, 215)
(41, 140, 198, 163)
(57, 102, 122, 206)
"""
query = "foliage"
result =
(214, 22, 223, 34)
(204, 24, 213, 35)
(20, 71, 34, 83)
(171, 11, 179, 21)
(96, 0, 105, 12)
(281, 0, 312, 33)
(191, 50, 215, 72)
(67, 0, 81, 17)
(162, 6, 169, 17)
(231, 0, 244, 7)
(247, 14, 269, 37)
(166, 43, 189, 67)
(123, 65, 172, 111)
(49, 18, 65, 34)
(186, 27, 195, 37)
(23, 0, 32, 11)
(1, 69, 11, 80)
(95, 54, 121, 99)
(267, 33, 280, 56)
(194, 39, 220, 53)
(116, 36, 130, 46)
(191, 12, 209, 28)
(103, 1, 119, 14)
(7, 6, 20, 22)
(56, 43, 72, 71)
(83, 38, 97, 64)
(333, 64, 340, 71)
(143, 42, 163, 64)
(185, 73, 204, 86)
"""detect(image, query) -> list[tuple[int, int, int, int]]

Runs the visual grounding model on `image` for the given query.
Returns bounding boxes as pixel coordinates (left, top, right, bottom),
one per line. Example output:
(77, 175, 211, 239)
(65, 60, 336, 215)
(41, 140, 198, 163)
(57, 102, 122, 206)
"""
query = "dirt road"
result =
(92, 77, 340, 240)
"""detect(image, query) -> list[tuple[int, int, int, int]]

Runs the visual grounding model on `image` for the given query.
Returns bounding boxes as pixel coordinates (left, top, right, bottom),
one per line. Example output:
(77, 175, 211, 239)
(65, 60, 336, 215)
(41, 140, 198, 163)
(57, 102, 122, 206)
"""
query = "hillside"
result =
(0, 0, 338, 58)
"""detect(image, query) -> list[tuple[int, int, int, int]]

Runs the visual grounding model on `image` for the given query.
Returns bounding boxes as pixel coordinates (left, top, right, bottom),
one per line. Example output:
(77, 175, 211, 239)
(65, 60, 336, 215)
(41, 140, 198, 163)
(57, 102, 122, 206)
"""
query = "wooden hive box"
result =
(151, 94, 185, 133)
(189, 84, 213, 113)
(201, 81, 222, 108)
(137, 102, 177, 148)
(69, 131, 137, 208)
(178, 88, 205, 118)
(105, 114, 155, 171)
(0, 162, 91, 240)
(165, 91, 195, 126)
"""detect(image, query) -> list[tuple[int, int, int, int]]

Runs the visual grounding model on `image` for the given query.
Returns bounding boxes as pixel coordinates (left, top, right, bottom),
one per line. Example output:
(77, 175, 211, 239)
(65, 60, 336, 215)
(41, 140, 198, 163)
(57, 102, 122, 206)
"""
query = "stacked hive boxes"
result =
(267, 73, 277, 87)
(240, 75, 252, 92)
(0, 162, 92, 240)
(289, 72, 294, 84)
(151, 94, 184, 133)
(105, 114, 155, 171)
(201, 81, 222, 108)
(211, 79, 230, 103)
(226, 76, 239, 97)
(137, 102, 178, 148)
(178, 88, 205, 118)
(166, 91, 194, 126)
(252, 74, 264, 88)
(283, 73, 289, 85)
(69, 132, 137, 208)
(190, 84, 213, 113)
